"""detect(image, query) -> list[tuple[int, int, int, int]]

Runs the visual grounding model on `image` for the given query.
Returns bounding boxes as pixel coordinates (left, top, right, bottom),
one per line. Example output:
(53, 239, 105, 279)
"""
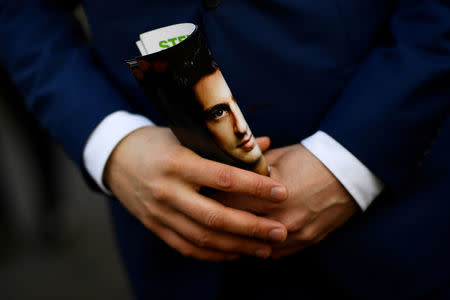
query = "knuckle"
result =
(313, 234, 327, 245)
(164, 147, 184, 174)
(140, 206, 156, 222)
(299, 227, 316, 242)
(179, 246, 195, 259)
(194, 231, 211, 248)
(285, 220, 300, 232)
(285, 216, 305, 232)
(252, 178, 265, 198)
(215, 167, 233, 189)
(245, 219, 260, 238)
(204, 210, 225, 229)
(141, 217, 156, 231)
(284, 211, 309, 232)
(150, 183, 170, 201)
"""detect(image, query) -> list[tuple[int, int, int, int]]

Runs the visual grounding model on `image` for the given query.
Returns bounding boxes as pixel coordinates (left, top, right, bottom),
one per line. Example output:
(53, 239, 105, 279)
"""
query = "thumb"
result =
(255, 136, 271, 152)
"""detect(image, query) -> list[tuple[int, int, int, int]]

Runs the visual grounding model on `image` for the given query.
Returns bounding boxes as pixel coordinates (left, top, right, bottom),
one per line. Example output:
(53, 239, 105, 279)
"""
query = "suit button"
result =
(203, 0, 221, 10)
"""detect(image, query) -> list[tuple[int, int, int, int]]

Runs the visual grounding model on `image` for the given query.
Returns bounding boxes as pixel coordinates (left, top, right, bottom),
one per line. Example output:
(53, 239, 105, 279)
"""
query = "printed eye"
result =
(212, 109, 227, 120)
(205, 104, 231, 121)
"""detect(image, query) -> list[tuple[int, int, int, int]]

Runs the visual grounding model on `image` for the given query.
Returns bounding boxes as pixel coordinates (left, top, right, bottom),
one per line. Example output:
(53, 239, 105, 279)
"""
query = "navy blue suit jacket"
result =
(1, 0, 449, 299)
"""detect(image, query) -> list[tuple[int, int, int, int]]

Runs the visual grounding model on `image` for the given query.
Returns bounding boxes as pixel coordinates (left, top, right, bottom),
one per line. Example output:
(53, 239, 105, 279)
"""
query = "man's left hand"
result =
(213, 142, 359, 259)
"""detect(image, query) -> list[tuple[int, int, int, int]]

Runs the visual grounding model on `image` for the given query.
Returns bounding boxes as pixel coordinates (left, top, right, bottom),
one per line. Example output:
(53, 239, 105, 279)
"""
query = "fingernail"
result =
(255, 248, 271, 258)
(269, 228, 286, 242)
(271, 186, 287, 200)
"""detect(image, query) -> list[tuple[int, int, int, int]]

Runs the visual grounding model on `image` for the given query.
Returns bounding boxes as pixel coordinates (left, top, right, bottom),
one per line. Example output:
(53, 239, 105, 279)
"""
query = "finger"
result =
(272, 223, 319, 250)
(255, 136, 271, 152)
(271, 235, 311, 250)
(263, 148, 288, 165)
(142, 217, 241, 262)
(271, 234, 307, 250)
(152, 202, 272, 258)
(180, 156, 288, 202)
(267, 206, 317, 234)
(271, 216, 333, 251)
(213, 192, 278, 215)
(271, 229, 330, 259)
(271, 245, 306, 259)
(291, 199, 357, 244)
(171, 185, 288, 242)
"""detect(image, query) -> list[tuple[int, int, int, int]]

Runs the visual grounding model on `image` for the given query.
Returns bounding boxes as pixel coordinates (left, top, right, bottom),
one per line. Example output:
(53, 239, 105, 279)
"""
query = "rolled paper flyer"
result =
(126, 23, 269, 175)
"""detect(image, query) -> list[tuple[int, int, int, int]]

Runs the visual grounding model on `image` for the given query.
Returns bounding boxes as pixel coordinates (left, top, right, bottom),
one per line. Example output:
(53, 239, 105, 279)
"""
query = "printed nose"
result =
(233, 112, 248, 137)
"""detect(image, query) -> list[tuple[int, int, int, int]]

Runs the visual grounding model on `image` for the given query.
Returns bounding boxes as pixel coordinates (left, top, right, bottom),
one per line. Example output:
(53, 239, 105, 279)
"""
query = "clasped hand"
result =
(104, 126, 289, 261)
(105, 126, 358, 261)
(213, 140, 360, 259)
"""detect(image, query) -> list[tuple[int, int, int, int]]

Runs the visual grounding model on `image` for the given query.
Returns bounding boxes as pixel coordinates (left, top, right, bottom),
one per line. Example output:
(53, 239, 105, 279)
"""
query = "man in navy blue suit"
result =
(1, 0, 449, 299)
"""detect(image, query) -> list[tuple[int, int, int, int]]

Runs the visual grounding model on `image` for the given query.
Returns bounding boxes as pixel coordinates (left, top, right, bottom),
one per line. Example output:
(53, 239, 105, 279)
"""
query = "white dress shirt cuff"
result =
(83, 111, 154, 194)
(301, 131, 384, 211)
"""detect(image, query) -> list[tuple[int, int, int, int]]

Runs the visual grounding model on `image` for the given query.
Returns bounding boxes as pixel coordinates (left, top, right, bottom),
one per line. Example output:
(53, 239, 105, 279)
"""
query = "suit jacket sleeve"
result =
(0, 0, 135, 171)
(319, 0, 450, 191)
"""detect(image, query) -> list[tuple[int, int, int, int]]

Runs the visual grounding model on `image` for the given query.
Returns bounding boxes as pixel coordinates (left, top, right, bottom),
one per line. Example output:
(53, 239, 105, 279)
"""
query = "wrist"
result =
(103, 126, 156, 191)
(82, 111, 154, 194)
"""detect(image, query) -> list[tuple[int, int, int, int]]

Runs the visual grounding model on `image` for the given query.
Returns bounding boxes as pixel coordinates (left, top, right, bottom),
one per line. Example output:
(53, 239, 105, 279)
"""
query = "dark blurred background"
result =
(0, 4, 132, 300)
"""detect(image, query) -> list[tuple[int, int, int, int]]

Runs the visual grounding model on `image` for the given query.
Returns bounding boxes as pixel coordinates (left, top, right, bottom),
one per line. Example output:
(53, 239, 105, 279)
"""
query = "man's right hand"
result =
(103, 126, 288, 261)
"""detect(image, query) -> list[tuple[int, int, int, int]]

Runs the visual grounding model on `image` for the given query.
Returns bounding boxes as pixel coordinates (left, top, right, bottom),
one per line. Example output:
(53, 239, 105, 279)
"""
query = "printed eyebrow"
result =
(204, 103, 229, 113)
(203, 94, 235, 112)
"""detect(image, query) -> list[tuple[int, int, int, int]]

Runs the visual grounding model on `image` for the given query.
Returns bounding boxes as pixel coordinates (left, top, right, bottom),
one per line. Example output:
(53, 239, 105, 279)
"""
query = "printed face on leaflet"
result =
(193, 69, 262, 165)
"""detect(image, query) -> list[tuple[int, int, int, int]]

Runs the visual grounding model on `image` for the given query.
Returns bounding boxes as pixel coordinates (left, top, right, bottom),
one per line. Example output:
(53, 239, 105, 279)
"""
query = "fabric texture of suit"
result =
(1, 0, 449, 298)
